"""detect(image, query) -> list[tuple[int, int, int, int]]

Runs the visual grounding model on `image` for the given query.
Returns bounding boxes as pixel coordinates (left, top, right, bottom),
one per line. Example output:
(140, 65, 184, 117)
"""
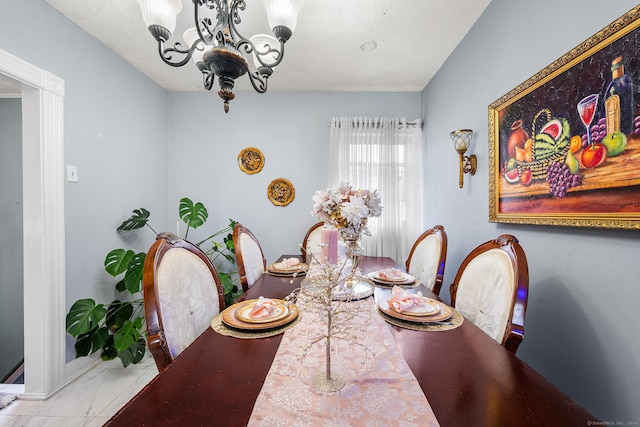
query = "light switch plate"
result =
(67, 165, 78, 182)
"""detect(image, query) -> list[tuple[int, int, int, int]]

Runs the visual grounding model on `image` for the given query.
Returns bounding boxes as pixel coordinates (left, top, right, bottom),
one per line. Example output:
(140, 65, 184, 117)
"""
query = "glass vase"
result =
(340, 230, 363, 287)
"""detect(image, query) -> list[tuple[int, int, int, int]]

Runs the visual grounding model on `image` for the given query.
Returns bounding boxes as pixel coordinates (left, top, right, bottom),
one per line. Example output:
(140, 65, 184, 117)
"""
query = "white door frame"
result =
(0, 49, 66, 399)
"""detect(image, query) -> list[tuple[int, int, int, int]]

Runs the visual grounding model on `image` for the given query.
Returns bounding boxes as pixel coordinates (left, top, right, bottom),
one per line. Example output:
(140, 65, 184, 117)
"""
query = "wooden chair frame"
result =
(300, 222, 324, 261)
(232, 223, 267, 292)
(143, 232, 225, 372)
(405, 225, 447, 296)
(449, 234, 529, 354)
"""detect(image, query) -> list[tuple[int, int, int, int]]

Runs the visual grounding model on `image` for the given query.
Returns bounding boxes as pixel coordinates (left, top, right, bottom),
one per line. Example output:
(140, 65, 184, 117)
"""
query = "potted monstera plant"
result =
(65, 197, 241, 367)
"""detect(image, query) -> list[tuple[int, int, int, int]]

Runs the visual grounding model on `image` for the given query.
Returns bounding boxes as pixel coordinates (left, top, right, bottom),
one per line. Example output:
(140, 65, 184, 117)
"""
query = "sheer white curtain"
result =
(328, 117, 424, 263)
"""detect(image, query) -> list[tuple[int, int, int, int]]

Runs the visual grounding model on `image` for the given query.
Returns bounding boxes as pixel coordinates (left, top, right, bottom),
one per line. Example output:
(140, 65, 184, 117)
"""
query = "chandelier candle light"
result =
(137, 0, 303, 113)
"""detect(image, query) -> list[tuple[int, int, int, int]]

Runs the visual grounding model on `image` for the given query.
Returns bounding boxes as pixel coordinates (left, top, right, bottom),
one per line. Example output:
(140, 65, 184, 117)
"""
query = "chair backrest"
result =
(232, 223, 266, 292)
(449, 234, 529, 354)
(143, 233, 225, 371)
(300, 222, 325, 262)
(405, 225, 447, 295)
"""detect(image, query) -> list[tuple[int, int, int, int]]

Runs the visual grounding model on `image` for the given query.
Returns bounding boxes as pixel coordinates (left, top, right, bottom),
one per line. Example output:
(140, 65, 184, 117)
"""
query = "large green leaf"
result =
(66, 299, 107, 336)
(75, 325, 109, 357)
(179, 198, 208, 229)
(105, 301, 134, 331)
(124, 252, 146, 294)
(113, 317, 144, 352)
(117, 338, 146, 367)
(105, 249, 135, 277)
(117, 208, 150, 231)
(224, 233, 234, 251)
(100, 336, 118, 361)
(220, 272, 242, 307)
(219, 272, 233, 293)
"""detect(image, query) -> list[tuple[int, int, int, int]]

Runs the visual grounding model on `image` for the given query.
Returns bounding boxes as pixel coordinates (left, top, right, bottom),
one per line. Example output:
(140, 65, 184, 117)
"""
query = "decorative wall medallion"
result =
(267, 178, 295, 206)
(238, 147, 264, 174)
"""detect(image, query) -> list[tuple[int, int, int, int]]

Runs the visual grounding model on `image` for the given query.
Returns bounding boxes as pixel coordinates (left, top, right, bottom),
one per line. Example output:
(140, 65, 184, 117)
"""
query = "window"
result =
(328, 117, 423, 263)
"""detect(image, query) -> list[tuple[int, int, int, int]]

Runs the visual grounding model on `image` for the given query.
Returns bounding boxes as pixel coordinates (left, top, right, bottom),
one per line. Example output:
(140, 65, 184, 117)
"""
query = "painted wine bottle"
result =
(604, 56, 635, 135)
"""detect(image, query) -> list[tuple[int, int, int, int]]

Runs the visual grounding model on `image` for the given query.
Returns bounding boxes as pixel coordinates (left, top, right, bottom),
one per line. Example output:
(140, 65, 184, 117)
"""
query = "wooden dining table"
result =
(105, 256, 597, 426)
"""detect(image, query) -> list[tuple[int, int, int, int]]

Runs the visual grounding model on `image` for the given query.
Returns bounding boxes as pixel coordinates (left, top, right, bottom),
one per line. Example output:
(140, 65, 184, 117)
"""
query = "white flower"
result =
(311, 183, 383, 236)
(316, 210, 331, 224)
(366, 190, 383, 217)
(341, 196, 368, 224)
(335, 182, 352, 200)
(311, 189, 329, 213)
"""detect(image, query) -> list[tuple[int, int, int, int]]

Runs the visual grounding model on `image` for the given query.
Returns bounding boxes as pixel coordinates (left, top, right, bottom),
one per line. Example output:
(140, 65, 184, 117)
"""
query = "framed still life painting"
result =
(489, 5, 640, 229)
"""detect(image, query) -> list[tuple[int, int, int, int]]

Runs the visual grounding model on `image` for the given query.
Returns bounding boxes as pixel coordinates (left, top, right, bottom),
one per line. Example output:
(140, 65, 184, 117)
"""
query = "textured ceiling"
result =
(43, 0, 491, 93)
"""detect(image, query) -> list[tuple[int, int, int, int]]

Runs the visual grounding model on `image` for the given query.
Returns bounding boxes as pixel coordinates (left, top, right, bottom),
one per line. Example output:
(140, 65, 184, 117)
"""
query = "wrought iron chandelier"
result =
(137, 0, 303, 113)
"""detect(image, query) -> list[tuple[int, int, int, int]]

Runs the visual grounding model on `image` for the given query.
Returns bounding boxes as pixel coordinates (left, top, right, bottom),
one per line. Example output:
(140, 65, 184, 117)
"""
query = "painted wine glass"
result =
(577, 94, 599, 146)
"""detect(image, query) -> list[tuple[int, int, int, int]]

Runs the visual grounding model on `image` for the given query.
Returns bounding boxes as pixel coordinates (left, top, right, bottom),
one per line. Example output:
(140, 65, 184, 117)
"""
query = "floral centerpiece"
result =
(311, 183, 382, 283)
(311, 182, 382, 239)
(304, 183, 381, 391)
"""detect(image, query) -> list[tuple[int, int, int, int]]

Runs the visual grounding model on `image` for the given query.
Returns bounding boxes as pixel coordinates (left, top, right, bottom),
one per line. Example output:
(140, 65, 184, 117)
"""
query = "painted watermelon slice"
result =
(540, 119, 562, 140)
(504, 167, 519, 184)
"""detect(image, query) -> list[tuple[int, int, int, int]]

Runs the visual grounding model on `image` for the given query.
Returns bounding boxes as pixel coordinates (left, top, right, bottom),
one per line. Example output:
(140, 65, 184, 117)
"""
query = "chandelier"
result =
(137, 0, 303, 113)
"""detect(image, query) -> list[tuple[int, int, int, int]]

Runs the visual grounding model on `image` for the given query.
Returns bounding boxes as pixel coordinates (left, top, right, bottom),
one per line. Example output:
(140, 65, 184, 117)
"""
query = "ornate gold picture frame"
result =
(238, 147, 265, 174)
(489, 5, 640, 229)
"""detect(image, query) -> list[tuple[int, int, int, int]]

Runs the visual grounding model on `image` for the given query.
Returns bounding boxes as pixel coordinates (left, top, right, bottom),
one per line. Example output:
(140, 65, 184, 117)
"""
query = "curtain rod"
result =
(327, 119, 422, 128)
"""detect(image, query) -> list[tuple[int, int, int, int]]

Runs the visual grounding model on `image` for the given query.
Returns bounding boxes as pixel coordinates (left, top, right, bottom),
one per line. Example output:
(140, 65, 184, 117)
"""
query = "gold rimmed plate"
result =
(267, 262, 308, 273)
(267, 269, 307, 278)
(234, 300, 289, 324)
(367, 271, 416, 286)
(394, 300, 439, 316)
(221, 299, 299, 331)
(378, 299, 453, 323)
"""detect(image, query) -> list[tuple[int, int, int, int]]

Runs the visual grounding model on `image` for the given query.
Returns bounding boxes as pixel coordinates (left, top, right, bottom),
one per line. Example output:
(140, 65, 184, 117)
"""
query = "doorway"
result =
(0, 96, 24, 385)
(0, 49, 66, 399)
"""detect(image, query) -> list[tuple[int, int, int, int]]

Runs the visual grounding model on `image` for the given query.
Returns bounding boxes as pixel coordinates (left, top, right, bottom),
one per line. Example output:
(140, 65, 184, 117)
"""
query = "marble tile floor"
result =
(0, 355, 158, 426)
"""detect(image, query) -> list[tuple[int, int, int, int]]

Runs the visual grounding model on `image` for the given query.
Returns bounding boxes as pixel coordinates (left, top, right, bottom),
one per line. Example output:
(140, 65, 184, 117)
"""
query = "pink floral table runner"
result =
(248, 298, 440, 426)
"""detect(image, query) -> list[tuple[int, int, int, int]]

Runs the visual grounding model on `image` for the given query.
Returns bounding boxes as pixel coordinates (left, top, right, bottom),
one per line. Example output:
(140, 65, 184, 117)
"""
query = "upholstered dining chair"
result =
(449, 234, 529, 354)
(300, 222, 324, 262)
(143, 232, 225, 372)
(405, 225, 448, 296)
(232, 223, 267, 292)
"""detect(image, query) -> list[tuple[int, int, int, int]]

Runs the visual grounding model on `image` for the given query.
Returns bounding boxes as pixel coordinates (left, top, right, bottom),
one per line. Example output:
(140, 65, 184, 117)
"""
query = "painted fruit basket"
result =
(516, 108, 570, 181)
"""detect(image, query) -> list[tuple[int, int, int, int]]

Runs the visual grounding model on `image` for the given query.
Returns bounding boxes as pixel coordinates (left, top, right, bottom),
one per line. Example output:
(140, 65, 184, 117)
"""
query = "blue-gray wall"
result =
(167, 91, 421, 263)
(422, 0, 640, 421)
(0, 1, 170, 361)
(0, 97, 23, 380)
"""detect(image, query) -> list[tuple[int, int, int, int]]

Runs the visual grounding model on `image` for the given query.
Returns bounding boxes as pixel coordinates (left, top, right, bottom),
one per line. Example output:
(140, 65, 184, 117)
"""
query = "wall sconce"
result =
(449, 129, 477, 188)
